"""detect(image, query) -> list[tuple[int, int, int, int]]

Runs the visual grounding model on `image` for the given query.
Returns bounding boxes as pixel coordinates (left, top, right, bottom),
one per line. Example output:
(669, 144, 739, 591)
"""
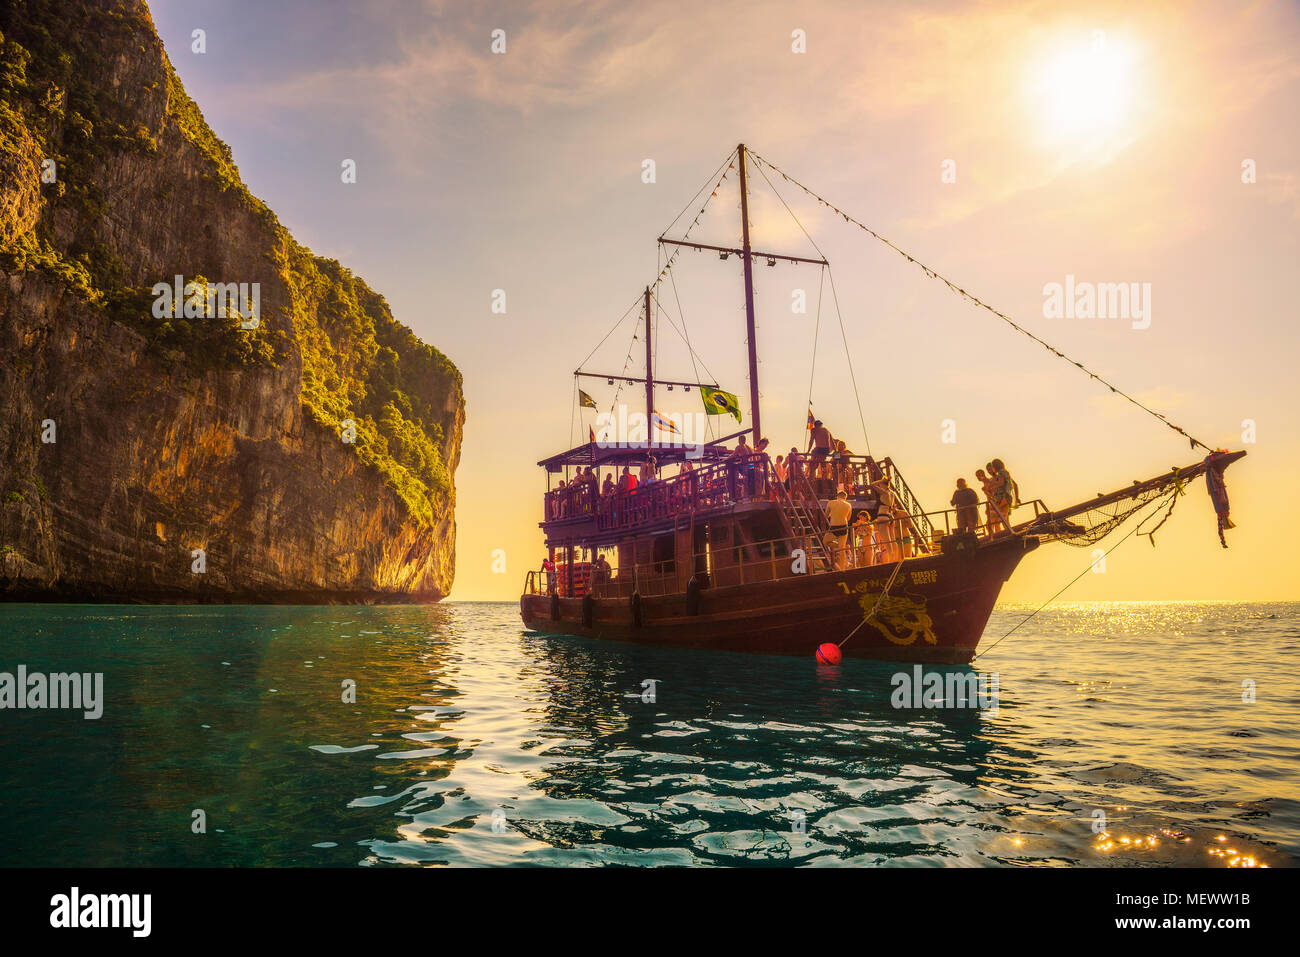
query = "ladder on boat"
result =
(776, 476, 832, 572)
(880, 457, 934, 553)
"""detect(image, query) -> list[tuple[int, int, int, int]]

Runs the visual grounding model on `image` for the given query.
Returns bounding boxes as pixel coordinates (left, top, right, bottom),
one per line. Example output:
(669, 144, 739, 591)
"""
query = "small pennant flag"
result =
(578, 389, 598, 409)
(589, 425, 596, 443)
(651, 410, 680, 435)
(806, 408, 815, 430)
(700, 386, 741, 422)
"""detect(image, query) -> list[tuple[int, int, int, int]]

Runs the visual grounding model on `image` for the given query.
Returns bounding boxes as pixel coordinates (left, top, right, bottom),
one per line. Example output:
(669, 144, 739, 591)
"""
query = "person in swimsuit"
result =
(825, 490, 853, 570)
(807, 420, 833, 484)
(852, 511, 874, 567)
(987, 459, 1014, 533)
(976, 467, 1000, 534)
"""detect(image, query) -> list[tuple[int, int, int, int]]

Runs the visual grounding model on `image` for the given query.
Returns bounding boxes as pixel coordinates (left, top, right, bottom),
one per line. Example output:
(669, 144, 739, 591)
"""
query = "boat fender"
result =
(630, 591, 643, 629)
(686, 576, 702, 616)
(550, 592, 561, 621)
(581, 593, 595, 628)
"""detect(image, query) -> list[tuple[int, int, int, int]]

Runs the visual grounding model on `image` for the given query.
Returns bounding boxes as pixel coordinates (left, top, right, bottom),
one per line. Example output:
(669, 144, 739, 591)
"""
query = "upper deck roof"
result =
(538, 440, 733, 473)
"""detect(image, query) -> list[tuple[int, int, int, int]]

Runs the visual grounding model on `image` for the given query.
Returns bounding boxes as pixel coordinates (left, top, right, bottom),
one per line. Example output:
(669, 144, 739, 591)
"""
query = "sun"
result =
(1026, 32, 1140, 160)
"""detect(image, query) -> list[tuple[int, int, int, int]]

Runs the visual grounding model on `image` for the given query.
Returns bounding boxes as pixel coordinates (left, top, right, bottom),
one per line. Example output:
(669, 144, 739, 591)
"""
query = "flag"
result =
(806, 408, 815, 430)
(700, 386, 741, 422)
(589, 425, 596, 443)
(651, 410, 680, 435)
(578, 389, 598, 410)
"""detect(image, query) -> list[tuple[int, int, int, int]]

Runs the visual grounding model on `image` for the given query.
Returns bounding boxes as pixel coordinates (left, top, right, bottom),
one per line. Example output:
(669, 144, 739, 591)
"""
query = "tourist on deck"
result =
(825, 490, 853, 571)
(951, 478, 980, 534)
(619, 465, 637, 492)
(773, 454, 789, 487)
(807, 420, 833, 484)
(752, 438, 771, 496)
(992, 458, 1019, 506)
(988, 459, 1017, 534)
(852, 511, 875, 567)
(602, 474, 616, 497)
(592, 554, 612, 590)
(728, 435, 751, 499)
(858, 479, 881, 520)
(542, 557, 557, 595)
(641, 456, 657, 486)
(976, 467, 1001, 535)
(831, 439, 851, 488)
(987, 460, 1019, 535)
(873, 480, 899, 563)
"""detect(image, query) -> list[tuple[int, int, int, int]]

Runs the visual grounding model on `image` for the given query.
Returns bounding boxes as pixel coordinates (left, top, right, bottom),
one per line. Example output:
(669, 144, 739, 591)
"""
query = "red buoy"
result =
(816, 642, 842, 665)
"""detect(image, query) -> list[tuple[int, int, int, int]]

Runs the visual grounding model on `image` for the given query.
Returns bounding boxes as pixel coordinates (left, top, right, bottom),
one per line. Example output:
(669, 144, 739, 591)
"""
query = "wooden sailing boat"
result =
(519, 144, 1244, 662)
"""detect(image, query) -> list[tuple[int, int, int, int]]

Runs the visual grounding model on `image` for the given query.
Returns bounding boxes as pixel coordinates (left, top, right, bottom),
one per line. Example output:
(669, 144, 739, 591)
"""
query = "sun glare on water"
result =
(1025, 31, 1142, 163)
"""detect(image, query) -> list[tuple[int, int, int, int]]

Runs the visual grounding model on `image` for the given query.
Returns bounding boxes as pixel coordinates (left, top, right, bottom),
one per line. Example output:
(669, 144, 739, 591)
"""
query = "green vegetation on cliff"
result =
(0, 0, 460, 526)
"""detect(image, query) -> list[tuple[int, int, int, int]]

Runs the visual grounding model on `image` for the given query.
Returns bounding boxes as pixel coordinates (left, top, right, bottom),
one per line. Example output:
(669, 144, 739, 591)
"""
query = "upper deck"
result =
(539, 449, 937, 549)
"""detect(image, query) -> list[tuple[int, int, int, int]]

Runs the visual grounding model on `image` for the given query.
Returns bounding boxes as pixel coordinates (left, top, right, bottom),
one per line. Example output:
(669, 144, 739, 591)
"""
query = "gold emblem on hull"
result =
(837, 580, 938, 646)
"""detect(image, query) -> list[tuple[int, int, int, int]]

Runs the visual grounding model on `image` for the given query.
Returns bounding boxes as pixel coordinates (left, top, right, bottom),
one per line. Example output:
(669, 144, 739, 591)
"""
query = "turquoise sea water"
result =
(0, 601, 1296, 867)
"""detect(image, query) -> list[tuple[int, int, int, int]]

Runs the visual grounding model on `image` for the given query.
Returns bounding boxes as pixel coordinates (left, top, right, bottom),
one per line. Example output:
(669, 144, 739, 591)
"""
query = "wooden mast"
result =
(737, 143, 761, 446)
(643, 285, 653, 449)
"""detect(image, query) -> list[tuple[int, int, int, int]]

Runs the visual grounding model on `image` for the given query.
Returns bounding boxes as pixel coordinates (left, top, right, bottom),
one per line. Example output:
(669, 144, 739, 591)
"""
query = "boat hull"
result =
(520, 535, 1038, 663)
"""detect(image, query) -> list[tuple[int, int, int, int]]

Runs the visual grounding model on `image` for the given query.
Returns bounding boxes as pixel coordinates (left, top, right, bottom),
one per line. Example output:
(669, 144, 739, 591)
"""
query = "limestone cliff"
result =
(0, 0, 463, 602)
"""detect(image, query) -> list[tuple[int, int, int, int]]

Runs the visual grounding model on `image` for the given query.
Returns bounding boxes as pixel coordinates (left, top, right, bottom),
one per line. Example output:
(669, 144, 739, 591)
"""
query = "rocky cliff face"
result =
(0, 0, 463, 602)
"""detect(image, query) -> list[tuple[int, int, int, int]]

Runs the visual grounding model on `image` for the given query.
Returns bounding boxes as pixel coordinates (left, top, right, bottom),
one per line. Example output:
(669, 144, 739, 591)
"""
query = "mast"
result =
(643, 285, 653, 444)
(737, 143, 761, 446)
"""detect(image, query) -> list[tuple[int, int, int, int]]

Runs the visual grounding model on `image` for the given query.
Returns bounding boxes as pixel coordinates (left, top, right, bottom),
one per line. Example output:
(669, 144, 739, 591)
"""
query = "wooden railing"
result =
(542, 456, 779, 532)
(523, 497, 1055, 601)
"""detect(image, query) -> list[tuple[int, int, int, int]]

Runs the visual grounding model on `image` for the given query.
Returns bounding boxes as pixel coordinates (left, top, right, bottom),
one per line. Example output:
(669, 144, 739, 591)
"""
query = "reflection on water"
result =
(0, 601, 1295, 866)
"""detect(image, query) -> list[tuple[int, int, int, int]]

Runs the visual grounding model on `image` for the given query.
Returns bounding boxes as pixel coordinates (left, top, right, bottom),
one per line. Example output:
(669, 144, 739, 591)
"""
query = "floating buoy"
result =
(816, 642, 842, 665)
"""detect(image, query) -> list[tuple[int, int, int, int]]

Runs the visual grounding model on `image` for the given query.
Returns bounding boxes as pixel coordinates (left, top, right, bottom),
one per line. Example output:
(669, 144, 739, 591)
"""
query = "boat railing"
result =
(538, 451, 1049, 555)
(568, 496, 1052, 600)
(541, 454, 780, 532)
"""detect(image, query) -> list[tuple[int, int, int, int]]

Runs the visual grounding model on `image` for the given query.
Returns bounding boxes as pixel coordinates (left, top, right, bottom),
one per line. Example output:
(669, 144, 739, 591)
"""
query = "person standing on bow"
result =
(987, 459, 1016, 534)
(951, 477, 980, 535)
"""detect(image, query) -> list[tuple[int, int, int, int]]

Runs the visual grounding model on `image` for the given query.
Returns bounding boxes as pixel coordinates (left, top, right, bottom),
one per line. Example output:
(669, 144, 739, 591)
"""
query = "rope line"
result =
(972, 488, 1179, 661)
(804, 265, 825, 439)
(750, 151, 1212, 453)
(839, 555, 909, 648)
(826, 266, 873, 458)
(754, 159, 872, 455)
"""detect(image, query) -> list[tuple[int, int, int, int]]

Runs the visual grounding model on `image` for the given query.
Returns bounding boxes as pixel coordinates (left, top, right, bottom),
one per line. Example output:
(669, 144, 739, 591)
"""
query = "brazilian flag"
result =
(700, 386, 742, 422)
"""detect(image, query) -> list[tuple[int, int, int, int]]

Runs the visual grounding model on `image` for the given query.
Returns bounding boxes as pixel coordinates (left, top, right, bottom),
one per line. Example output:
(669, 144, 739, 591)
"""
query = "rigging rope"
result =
(971, 487, 1180, 661)
(750, 151, 1213, 453)
(804, 265, 825, 439)
(753, 160, 872, 456)
(660, 278, 719, 444)
(827, 266, 873, 458)
(838, 554, 909, 649)
(653, 148, 738, 295)
(582, 148, 738, 429)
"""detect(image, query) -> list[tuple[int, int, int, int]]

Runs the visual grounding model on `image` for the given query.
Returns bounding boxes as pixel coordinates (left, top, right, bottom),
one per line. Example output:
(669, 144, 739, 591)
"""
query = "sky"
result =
(150, 0, 1300, 601)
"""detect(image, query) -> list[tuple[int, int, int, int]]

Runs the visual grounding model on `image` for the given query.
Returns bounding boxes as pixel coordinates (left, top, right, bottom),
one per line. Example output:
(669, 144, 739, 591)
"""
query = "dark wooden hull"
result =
(521, 535, 1039, 663)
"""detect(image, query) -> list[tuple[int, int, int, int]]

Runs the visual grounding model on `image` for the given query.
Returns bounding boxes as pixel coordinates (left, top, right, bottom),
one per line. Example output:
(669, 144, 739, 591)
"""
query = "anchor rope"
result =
(838, 553, 910, 649)
(971, 487, 1180, 662)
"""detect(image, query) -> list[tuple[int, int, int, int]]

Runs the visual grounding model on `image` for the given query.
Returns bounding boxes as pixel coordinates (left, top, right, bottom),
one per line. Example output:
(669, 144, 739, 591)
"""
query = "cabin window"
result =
(750, 512, 789, 558)
(652, 534, 675, 573)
